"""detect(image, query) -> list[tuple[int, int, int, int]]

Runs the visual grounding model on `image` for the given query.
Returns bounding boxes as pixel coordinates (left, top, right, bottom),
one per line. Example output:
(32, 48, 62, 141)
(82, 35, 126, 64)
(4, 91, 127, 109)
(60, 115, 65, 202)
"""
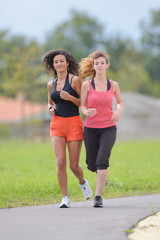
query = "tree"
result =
(44, 9, 105, 61)
(140, 9, 160, 54)
(104, 36, 135, 72)
(115, 48, 151, 93)
(1, 40, 46, 102)
(0, 31, 18, 94)
(140, 9, 160, 84)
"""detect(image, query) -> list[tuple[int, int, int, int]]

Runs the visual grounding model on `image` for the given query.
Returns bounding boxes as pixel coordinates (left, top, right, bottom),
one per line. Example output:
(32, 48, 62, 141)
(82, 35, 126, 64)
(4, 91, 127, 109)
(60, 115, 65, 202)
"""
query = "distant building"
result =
(0, 95, 47, 123)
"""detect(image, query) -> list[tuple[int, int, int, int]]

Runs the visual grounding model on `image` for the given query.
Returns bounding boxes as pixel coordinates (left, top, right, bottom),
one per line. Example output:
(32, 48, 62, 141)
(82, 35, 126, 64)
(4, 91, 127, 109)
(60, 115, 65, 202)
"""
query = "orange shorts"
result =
(50, 115, 84, 141)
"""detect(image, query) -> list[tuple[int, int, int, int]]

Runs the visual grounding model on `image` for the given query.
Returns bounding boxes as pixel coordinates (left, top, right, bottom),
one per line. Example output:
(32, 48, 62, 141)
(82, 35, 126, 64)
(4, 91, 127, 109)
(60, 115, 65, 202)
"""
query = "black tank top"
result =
(50, 73, 79, 117)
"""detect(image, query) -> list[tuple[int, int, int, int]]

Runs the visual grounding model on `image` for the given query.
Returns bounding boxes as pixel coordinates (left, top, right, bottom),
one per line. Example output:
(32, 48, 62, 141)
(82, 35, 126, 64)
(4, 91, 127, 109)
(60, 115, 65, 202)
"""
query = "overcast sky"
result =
(1, 0, 160, 43)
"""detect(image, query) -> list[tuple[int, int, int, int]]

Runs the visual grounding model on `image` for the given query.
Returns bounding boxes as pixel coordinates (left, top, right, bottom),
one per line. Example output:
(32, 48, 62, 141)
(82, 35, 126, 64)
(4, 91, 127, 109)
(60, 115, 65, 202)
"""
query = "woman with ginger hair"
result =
(42, 49, 92, 208)
(79, 50, 123, 207)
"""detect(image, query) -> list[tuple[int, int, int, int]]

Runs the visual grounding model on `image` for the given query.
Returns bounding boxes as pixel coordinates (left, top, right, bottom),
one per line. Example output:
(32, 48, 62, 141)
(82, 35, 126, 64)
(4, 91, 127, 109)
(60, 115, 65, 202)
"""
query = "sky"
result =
(1, 0, 160, 43)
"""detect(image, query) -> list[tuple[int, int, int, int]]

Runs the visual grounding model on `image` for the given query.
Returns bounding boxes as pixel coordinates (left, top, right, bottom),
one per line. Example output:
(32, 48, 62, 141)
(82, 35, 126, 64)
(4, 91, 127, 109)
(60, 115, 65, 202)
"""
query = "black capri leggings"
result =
(84, 125, 117, 172)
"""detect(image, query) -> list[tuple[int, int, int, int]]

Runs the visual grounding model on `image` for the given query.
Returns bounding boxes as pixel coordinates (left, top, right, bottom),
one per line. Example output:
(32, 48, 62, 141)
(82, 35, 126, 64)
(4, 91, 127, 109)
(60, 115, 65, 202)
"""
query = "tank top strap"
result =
(89, 79, 111, 91)
(70, 75, 74, 85)
(88, 79, 93, 88)
(90, 79, 95, 89)
(110, 79, 113, 88)
(64, 72, 69, 87)
(107, 78, 111, 91)
(52, 78, 57, 90)
(110, 79, 114, 93)
(66, 72, 69, 82)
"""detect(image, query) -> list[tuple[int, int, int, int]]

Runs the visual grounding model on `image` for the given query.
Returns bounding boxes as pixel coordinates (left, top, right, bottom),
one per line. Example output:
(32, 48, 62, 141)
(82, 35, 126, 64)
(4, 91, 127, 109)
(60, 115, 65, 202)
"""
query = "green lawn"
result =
(0, 139, 160, 208)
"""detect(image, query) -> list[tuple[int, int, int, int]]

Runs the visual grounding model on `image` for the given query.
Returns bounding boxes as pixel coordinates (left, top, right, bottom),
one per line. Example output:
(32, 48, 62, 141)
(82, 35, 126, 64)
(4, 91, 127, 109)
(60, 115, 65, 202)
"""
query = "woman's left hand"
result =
(111, 109, 120, 122)
(60, 90, 71, 101)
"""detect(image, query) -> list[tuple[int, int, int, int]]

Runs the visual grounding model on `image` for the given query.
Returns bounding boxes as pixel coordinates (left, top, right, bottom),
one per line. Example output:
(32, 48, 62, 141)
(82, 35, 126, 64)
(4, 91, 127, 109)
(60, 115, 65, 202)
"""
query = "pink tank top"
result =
(85, 80, 116, 128)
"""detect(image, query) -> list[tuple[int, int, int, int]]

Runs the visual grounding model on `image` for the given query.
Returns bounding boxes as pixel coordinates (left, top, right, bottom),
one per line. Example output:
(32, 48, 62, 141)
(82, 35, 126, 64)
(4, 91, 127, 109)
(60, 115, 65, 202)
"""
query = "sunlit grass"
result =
(0, 139, 160, 208)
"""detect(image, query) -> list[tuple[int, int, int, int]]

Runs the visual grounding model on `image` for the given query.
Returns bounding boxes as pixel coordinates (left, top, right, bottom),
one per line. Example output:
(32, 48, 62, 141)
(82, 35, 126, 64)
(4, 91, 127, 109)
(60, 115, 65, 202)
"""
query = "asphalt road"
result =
(0, 194, 160, 240)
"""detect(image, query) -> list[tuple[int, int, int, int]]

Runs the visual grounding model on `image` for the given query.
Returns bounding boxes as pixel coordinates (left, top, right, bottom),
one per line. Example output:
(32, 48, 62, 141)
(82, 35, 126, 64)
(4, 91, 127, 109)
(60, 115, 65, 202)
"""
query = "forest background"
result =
(0, 9, 160, 104)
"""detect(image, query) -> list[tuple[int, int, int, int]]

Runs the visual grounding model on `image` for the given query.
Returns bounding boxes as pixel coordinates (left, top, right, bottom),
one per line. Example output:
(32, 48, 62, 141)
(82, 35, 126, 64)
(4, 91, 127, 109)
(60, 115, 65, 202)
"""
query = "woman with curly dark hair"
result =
(42, 49, 92, 208)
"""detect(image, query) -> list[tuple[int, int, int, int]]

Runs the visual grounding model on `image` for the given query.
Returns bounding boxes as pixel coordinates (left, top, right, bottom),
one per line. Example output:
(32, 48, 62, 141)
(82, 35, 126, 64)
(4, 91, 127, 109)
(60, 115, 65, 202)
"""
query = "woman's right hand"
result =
(49, 107, 55, 116)
(86, 108, 97, 117)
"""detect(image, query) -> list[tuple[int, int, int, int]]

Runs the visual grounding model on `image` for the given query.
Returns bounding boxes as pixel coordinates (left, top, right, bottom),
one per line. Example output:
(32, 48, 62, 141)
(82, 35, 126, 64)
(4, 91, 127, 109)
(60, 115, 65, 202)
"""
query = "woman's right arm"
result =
(47, 81, 55, 116)
(81, 81, 97, 117)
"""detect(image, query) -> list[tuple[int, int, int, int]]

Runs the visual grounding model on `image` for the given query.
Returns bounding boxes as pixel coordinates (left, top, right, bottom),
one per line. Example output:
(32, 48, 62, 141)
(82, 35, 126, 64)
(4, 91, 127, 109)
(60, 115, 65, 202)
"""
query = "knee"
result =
(70, 163, 78, 173)
(56, 157, 66, 170)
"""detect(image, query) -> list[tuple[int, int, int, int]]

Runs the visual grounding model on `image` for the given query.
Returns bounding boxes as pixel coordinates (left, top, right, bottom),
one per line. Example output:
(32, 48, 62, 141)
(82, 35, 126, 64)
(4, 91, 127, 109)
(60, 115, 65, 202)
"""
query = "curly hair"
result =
(79, 50, 110, 81)
(42, 49, 78, 78)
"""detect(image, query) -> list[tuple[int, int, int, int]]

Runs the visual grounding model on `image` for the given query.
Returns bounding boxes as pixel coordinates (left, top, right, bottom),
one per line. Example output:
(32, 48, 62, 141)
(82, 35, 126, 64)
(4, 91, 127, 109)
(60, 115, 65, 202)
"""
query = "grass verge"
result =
(0, 139, 160, 208)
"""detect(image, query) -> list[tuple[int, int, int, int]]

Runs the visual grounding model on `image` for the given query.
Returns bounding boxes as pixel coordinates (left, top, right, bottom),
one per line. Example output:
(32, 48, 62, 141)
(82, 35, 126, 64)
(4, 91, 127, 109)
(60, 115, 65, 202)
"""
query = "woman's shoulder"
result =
(82, 79, 91, 91)
(82, 79, 91, 85)
(111, 80, 120, 92)
(70, 74, 82, 87)
(71, 75, 79, 82)
(112, 80, 119, 87)
(47, 79, 54, 89)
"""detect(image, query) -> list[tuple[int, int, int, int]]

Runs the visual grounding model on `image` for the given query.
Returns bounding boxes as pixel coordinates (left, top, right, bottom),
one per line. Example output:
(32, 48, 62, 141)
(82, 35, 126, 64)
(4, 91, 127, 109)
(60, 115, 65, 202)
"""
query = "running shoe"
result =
(79, 179, 92, 200)
(93, 195, 103, 207)
(59, 196, 70, 208)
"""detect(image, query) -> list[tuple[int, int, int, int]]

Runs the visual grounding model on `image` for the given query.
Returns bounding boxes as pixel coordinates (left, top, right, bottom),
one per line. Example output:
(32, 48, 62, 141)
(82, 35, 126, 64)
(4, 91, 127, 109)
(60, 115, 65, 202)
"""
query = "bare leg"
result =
(51, 136, 68, 197)
(68, 140, 84, 184)
(95, 169, 108, 196)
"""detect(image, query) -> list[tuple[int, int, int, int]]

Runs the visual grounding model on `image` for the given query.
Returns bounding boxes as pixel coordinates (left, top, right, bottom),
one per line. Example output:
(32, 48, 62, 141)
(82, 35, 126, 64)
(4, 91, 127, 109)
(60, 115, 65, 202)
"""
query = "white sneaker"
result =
(59, 196, 70, 208)
(79, 179, 92, 200)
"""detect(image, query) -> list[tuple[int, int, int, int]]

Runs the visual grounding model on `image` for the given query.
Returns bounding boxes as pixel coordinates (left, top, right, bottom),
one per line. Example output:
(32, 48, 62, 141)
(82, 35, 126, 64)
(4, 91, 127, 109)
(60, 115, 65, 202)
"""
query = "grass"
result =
(0, 139, 160, 209)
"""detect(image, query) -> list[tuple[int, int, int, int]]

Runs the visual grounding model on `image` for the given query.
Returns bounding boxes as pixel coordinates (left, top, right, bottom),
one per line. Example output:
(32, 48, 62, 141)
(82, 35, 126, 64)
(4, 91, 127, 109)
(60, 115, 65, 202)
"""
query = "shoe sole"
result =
(85, 191, 93, 200)
(59, 204, 69, 208)
(85, 194, 92, 200)
(93, 204, 103, 208)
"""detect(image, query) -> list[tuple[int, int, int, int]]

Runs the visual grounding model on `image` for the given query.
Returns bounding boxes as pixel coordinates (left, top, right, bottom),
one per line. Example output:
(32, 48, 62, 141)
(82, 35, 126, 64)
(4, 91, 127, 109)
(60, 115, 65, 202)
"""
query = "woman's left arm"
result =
(60, 76, 81, 107)
(111, 81, 123, 122)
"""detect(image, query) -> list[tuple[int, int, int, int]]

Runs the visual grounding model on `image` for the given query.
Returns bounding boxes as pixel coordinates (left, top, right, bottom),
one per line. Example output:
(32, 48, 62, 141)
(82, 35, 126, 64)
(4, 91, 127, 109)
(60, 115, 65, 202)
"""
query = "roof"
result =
(0, 96, 47, 123)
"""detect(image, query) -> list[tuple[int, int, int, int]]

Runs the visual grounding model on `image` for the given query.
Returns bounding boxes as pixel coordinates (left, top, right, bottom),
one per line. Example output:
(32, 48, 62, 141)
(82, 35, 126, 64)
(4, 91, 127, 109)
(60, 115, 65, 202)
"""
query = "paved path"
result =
(0, 194, 160, 240)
